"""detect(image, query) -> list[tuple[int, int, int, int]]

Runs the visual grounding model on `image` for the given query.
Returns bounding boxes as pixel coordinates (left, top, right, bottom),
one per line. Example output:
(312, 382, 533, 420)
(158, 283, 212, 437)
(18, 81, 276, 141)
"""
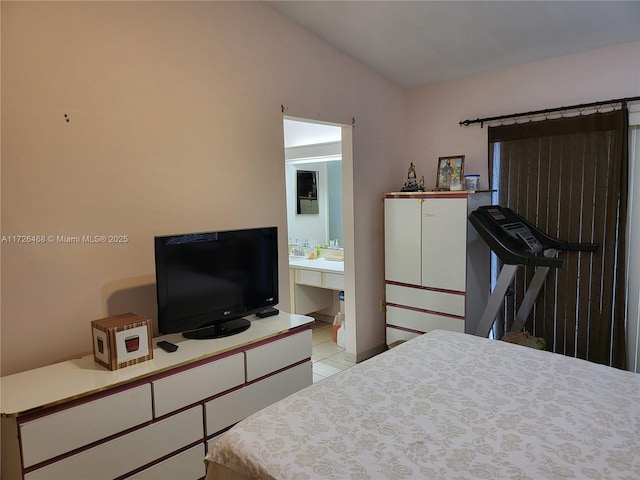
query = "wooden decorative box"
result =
(91, 313, 153, 370)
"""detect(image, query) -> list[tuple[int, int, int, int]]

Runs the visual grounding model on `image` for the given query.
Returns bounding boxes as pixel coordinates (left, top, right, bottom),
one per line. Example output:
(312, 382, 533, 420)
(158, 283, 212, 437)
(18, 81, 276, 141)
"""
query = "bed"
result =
(205, 330, 640, 480)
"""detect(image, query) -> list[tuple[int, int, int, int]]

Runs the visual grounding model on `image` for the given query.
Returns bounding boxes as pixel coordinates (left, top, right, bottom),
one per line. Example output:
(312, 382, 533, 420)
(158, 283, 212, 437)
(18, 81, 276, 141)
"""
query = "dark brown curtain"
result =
(488, 108, 628, 369)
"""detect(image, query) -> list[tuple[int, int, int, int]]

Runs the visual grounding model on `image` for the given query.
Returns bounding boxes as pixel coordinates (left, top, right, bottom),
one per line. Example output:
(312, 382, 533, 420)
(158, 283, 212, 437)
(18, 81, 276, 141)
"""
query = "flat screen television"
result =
(154, 226, 278, 339)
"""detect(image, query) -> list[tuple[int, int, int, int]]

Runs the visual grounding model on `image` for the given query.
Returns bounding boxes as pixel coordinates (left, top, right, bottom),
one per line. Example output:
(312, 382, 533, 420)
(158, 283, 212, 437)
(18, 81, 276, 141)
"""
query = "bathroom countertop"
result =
(289, 257, 344, 273)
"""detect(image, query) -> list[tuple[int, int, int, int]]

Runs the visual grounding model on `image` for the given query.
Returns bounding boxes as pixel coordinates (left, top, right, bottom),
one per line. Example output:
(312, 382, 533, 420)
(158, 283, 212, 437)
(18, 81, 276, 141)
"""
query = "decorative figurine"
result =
(401, 163, 424, 192)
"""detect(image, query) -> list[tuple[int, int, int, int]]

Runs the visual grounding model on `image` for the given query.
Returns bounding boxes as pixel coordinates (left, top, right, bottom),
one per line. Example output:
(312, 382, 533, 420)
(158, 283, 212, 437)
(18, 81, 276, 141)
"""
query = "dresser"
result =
(0, 313, 313, 480)
(384, 191, 491, 344)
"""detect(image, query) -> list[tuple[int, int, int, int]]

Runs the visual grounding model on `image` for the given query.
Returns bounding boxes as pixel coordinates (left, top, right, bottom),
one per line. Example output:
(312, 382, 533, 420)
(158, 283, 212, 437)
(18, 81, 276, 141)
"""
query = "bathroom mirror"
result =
(297, 170, 319, 214)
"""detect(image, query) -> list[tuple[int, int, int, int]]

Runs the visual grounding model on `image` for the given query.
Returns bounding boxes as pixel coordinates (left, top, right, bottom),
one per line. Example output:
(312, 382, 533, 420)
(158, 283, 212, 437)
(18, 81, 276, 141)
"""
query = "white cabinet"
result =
(384, 192, 491, 343)
(1, 313, 313, 480)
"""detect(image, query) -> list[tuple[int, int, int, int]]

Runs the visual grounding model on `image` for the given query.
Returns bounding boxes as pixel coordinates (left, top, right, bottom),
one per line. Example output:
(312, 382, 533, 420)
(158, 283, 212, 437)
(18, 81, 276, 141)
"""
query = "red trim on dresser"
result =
(386, 324, 426, 335)
(386, 280, 466, 296)
(386, 302, 465, 320)
(246, 358, 311, 386)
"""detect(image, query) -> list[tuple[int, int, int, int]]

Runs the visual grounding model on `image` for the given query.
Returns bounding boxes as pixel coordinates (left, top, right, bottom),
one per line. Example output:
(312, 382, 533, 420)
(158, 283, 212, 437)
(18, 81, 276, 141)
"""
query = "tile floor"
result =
(311, 316, 355, 383)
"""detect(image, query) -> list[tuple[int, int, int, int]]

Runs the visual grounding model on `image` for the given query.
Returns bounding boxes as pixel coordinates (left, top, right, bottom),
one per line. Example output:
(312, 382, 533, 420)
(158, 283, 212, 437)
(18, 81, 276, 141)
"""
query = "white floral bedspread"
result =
(205, 330, 640, 480)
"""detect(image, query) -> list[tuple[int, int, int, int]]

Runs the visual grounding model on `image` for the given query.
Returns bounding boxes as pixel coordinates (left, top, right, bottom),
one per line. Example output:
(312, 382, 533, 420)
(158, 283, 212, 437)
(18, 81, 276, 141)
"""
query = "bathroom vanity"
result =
(289, 257, 344, 314)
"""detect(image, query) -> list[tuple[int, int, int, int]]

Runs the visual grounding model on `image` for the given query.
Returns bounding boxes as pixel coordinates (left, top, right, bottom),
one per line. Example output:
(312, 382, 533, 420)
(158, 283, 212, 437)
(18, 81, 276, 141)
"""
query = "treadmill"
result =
(468, 205, 598, 338)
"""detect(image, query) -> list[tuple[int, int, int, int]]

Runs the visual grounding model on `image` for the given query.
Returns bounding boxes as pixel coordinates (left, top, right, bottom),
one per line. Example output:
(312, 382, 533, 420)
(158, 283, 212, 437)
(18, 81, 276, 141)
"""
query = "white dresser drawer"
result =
(153, 353, 244, 417)
(386, 283, 464, 316)
(20, 384, 152, 468)
(245, 329, 312, 381)
(386, 305, 464, 334)
(295, 269, 322, 287)
(25, 406, 203, 480)
(127, 444, 205, 480)
(205, 361, 312, 435)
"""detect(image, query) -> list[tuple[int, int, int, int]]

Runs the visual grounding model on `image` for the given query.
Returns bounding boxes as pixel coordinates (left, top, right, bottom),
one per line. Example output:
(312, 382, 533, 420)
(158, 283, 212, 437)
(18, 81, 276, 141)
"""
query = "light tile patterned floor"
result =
(311, 317, 355, 383)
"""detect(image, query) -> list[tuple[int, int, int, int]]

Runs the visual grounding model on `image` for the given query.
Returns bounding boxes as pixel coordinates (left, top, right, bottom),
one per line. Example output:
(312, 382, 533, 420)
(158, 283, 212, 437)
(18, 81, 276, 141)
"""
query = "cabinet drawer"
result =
(386, 326, 420, 345)
(386, 283, 464, 316)
(324, 272, 344, 290)
(20, 384, 152, 468)
(127, 443, 205, 480)
(386, 305, 464, 334)
(25, 406, 203, 480)
(153, 353, 244, 417)
(245, 329, 312, 381)
(296, 269, 322, 287)
(205, 361, 312, 435)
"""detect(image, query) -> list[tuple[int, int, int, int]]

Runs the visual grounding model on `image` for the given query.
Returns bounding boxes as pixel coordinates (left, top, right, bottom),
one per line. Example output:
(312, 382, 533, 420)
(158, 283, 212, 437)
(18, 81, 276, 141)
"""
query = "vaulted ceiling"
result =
(267, 1, 640, 88)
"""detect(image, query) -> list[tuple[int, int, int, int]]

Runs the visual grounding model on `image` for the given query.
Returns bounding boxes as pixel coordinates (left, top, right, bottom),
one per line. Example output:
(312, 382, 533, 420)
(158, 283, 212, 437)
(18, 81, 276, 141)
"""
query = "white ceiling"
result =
(283, 119, 342, 148)
(267, 1, 640, 88)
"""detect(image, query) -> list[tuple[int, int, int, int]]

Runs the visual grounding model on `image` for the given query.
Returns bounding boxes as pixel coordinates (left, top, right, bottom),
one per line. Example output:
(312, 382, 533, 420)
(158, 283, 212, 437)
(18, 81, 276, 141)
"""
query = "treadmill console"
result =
(483, 207, 543, 254)
(469, 205, 598, 267)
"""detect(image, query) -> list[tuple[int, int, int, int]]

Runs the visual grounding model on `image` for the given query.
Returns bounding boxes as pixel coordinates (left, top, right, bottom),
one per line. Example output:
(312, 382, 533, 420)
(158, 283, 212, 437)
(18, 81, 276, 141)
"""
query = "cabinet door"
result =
(384, 198, 422, 285)
(421, 198, 467, 291)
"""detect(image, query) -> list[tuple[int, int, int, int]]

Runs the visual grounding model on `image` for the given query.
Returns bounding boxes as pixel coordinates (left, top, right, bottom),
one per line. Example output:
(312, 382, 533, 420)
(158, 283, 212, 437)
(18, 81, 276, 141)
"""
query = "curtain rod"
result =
(459, 95, 640, 127)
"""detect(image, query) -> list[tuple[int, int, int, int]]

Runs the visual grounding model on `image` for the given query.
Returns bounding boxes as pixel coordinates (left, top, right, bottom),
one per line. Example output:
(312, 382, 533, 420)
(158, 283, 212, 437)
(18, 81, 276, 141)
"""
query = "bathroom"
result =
(283, 119, 346, 333)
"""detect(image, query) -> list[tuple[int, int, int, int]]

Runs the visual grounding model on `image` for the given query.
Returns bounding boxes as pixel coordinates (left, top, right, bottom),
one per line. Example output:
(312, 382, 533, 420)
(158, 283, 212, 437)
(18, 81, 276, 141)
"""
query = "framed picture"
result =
(436, 155, 465, 190)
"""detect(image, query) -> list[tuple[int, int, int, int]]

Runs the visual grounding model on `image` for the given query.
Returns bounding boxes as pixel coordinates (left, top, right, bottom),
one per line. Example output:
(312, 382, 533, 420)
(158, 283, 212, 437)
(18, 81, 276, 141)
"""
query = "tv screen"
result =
(154, 227, 278, 339)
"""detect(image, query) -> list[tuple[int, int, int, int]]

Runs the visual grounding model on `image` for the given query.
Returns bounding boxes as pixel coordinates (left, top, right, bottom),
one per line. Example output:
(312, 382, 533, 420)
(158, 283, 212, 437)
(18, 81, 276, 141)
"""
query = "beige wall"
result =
(1, 1, 405, 375)
(404, 41, 640, 187)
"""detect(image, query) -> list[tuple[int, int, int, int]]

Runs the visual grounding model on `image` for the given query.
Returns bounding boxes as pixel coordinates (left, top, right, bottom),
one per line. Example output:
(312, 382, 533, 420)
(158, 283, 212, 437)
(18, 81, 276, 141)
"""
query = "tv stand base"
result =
(183, 318, 251, 339)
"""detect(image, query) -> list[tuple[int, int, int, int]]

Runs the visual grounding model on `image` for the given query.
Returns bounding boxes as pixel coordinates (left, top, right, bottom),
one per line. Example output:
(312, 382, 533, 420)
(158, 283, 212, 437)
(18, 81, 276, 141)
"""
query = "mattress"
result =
(205, 330, 640, 480)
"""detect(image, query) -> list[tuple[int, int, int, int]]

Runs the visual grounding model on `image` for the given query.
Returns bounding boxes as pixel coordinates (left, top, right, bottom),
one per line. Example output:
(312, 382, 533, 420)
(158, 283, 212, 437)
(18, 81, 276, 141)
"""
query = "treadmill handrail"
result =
(504, 208, 599, 253)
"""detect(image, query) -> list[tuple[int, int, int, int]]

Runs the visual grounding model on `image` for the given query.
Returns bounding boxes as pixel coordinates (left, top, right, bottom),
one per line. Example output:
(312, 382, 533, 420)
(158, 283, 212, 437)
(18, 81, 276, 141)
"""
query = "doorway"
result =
(283, 117, 354, 357)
